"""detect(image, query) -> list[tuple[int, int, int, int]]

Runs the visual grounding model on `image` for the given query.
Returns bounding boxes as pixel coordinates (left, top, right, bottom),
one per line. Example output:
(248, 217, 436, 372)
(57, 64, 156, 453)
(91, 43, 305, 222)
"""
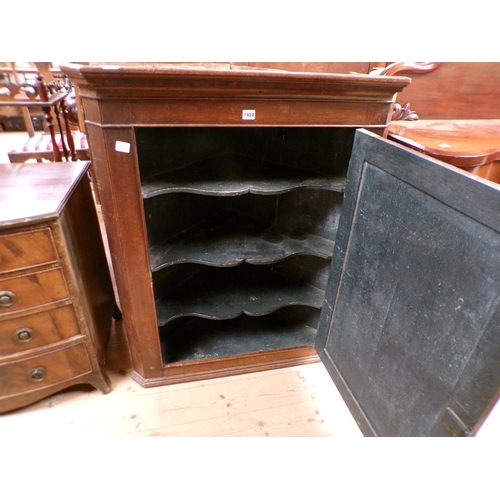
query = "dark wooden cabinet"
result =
(61, 64, 500, 436)
(62, 63, 409, 388)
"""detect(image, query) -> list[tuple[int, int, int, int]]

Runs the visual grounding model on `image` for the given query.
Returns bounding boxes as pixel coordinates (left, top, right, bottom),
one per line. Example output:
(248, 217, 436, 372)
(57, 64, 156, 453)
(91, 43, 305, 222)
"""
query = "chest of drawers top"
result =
(0, 161, 90, 228)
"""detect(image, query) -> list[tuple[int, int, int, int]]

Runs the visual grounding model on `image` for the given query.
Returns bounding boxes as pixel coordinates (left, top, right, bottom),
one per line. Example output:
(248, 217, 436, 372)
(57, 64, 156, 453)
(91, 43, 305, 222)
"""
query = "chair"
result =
(0, 67, 89, 163)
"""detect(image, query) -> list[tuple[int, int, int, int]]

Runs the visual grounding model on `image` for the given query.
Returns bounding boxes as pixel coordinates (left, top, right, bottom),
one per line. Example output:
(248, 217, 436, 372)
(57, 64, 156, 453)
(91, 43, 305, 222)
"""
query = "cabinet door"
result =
(316, 129, 500, 436)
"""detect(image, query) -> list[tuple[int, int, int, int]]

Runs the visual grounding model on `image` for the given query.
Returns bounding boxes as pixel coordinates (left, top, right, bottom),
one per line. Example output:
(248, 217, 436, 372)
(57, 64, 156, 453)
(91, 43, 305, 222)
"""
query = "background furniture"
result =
(0, 62, 42, 137)
(0, 63, 89, 163)
(62, 63, 410, 388)
(0, 161, 117, 412)
(383, 63, 500, 182)
(383, 62, 500, 120)
(387, 119, 500, 184)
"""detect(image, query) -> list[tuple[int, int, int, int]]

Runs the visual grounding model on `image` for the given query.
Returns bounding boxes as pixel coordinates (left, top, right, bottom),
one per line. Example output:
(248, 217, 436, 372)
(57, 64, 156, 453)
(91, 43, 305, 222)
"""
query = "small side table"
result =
(387, 119, 500, 184)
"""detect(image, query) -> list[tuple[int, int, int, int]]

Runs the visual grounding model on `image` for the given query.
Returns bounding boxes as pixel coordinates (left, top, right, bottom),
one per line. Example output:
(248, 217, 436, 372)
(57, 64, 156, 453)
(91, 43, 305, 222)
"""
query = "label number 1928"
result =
(242, 110, 256, 120)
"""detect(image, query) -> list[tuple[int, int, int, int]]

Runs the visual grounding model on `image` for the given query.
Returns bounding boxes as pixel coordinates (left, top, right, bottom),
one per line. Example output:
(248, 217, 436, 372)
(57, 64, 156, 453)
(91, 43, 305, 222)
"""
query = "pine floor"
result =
(0, 362, 364, 437)
(1, 130, 499, 438)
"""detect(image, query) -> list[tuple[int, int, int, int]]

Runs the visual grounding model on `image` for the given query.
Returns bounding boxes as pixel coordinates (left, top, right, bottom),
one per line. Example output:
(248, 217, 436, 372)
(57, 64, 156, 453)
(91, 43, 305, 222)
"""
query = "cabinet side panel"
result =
(58, 176, 116, 359)
(85, 124, 163, 378)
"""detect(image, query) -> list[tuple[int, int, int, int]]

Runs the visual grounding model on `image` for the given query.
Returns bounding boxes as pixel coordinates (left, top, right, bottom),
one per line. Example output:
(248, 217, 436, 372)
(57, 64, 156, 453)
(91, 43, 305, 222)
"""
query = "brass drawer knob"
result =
(14, 328, 33, 343)
(29, 367, 47, 382)
(0, 290, 17, 307)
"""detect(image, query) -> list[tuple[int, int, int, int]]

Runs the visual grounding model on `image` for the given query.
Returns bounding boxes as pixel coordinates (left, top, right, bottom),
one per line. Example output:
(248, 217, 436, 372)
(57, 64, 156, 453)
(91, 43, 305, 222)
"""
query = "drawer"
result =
(0, 268, 69, 315)
(0, 229, 57, 274)
(0, 305, 80, 356)
(0, 342, 92, 398)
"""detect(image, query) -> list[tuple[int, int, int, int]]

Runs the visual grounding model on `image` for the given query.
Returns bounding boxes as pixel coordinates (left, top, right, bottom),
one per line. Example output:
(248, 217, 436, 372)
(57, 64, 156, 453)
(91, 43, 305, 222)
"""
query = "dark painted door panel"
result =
(316, 129, 500, 437)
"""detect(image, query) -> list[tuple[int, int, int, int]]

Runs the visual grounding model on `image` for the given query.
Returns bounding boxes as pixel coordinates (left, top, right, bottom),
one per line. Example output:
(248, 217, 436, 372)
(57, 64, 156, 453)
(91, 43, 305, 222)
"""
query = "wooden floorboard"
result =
(0, 362, 363, 437)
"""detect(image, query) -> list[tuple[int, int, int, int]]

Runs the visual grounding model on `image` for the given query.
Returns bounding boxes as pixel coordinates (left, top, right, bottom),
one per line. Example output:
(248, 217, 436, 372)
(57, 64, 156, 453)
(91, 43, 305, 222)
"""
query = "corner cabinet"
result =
(62, 64, 410, 387)
(61, 65, 500, 436)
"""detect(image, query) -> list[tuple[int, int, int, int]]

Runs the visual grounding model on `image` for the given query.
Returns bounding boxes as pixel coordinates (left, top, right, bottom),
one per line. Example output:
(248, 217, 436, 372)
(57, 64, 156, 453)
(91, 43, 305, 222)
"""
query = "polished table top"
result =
(387, 119, 500, 168)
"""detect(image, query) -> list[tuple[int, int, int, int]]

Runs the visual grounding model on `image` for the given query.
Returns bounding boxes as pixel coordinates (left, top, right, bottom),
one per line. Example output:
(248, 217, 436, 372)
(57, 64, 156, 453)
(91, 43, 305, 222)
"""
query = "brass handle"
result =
(14, 328, 33, 343)
(0, 290, 17, 307)
(29, 368, 46, 382)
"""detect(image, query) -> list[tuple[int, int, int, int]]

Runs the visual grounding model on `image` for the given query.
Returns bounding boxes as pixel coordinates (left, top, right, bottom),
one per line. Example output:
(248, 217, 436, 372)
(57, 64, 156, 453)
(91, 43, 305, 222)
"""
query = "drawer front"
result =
(0, 268, 69, 315)
(0, 229, 57, 274)
(0, 342, 92, 398)
(0, 305, 80, 356)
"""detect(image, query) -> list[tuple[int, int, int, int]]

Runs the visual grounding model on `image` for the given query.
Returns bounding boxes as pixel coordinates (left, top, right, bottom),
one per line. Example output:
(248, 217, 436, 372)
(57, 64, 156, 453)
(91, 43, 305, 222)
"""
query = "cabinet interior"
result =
(135, 126, 355, 366)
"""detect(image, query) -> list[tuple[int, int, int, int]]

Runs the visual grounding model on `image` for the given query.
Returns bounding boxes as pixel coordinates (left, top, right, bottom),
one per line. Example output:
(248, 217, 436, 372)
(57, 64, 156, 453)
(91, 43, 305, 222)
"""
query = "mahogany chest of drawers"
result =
(0, 161, 117, 412)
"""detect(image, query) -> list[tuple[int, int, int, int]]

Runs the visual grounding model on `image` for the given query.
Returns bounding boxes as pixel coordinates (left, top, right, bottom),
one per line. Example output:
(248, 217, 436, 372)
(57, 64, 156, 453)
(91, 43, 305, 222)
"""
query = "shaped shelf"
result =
(160, 310, 318, 364)
(149, 209, 334, 271)
(154, 264, 324, 326)
(141, 152, 346, 199)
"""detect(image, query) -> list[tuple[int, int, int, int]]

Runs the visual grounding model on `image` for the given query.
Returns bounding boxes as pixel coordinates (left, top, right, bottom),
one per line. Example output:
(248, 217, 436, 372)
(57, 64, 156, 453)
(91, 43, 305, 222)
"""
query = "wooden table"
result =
(387, 119, 500, 184)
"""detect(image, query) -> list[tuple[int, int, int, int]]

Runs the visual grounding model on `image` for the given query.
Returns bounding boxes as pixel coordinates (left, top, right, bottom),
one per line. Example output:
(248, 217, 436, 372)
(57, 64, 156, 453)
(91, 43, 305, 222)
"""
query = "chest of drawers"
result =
(0, 161, 117, 412)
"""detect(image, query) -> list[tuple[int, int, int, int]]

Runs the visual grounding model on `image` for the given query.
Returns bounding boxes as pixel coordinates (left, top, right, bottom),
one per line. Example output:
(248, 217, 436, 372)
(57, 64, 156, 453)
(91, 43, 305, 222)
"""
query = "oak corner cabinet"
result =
(61, 63, 411, 388)
(0, 161, 117, 413)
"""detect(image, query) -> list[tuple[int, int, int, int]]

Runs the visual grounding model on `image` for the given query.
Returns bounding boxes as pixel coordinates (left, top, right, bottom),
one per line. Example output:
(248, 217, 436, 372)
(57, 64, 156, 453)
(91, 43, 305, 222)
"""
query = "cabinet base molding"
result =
(132, 347, 319, 388)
